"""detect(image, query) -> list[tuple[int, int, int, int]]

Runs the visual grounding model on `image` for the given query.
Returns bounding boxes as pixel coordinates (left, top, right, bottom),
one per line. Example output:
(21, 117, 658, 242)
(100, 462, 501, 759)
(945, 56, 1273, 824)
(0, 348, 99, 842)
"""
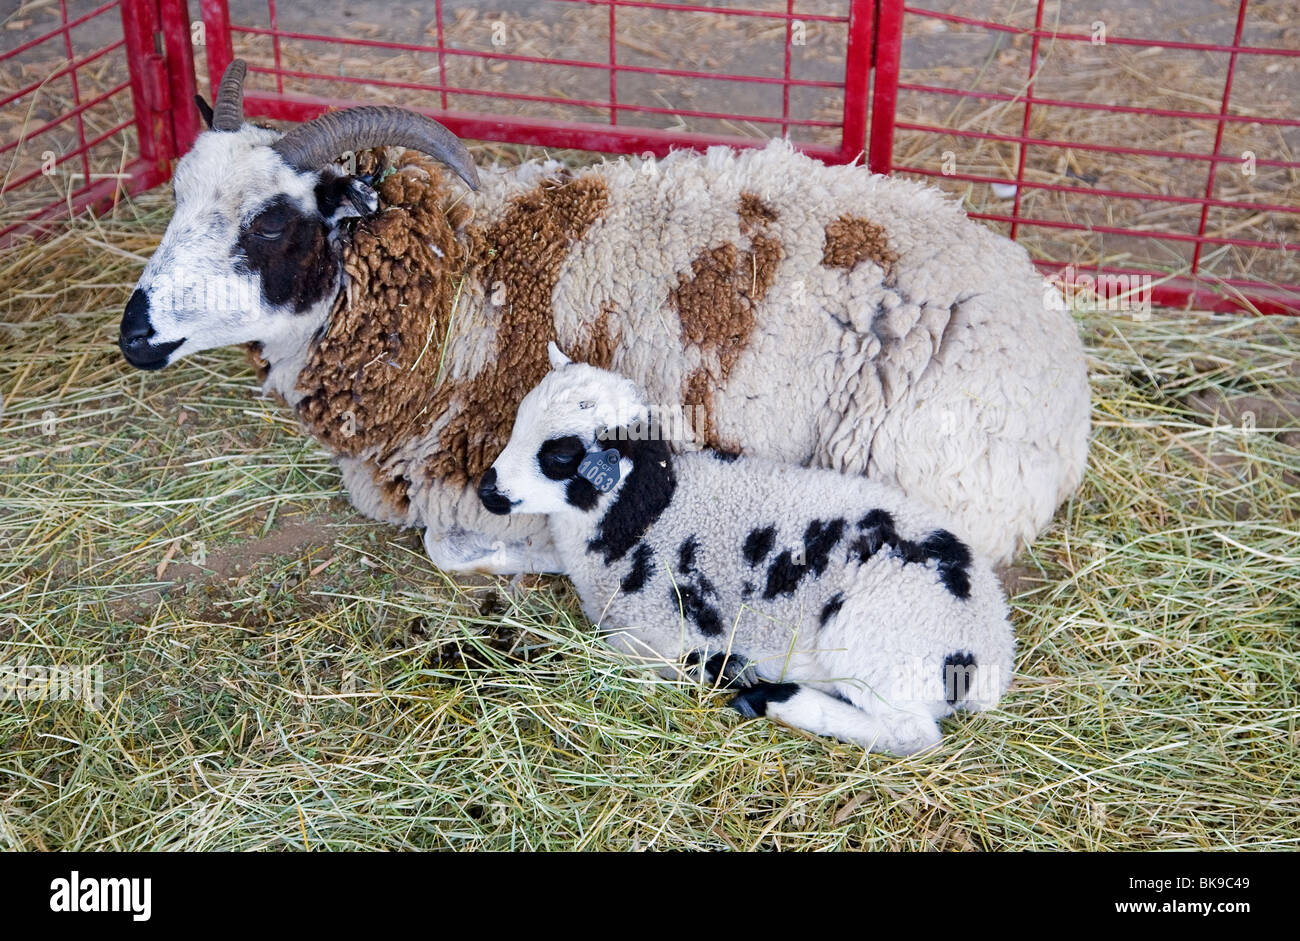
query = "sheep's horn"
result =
(211, 59, 247, 132)
(271, 106, 479, 190)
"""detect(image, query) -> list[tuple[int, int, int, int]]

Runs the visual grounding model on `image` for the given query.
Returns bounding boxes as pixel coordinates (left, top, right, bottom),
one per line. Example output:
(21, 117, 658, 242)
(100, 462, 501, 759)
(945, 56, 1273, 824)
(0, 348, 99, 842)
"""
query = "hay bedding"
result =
(0, 1, 1297, 850)
(0, 194, 1296, 850)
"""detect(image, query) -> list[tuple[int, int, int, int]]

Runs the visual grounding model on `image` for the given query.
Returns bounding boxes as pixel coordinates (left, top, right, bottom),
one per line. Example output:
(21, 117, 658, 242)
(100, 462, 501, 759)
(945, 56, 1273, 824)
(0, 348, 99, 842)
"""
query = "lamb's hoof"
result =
(685, 650, 754, 689)
(729, 683, 799, 719)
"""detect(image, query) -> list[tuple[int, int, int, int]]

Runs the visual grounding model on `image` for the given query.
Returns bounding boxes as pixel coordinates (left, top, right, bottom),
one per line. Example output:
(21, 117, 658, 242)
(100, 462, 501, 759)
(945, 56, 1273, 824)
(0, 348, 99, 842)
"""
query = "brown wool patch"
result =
(683, 367, 718, 447)
(669, 193, 783, 450)
(293, 149, 467, 510)
(426, 173, 611, 486)
(738, 191, 778, 235)
(373, 467, 412, 515)
(245, 342, 271, 385)
(821, 214, 898, 272)
(568, 306, 619, 370)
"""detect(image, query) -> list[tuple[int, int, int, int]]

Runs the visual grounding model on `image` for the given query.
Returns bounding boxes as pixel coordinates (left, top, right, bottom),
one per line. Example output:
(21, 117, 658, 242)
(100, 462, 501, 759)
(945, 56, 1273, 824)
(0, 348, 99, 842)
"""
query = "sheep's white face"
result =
(481, 345, 643, 516)
(120, 126, 373, 371)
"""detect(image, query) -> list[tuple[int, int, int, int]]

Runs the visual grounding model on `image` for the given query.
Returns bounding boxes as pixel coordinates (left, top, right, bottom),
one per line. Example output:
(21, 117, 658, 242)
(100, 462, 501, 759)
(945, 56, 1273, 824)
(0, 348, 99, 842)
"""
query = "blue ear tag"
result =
(577, 448, 622, 493)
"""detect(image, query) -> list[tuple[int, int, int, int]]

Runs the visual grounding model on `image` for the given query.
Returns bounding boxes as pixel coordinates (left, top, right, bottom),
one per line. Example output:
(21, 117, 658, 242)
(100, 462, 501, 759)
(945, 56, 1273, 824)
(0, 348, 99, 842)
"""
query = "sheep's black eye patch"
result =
(537, 435, 586, 480)
(236, 195, 336, 313)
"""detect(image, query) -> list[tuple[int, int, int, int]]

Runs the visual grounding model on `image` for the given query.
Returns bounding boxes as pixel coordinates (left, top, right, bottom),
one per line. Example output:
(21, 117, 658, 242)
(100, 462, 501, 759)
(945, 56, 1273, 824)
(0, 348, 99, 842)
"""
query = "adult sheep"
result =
(118, 61, 1090, 574)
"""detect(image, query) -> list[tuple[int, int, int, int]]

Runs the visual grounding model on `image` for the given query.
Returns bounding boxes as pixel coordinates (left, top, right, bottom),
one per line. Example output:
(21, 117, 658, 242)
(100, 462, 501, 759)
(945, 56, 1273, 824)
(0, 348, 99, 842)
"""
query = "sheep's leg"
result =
(730, 683, 941, 755)
(423, 527, 564, 575)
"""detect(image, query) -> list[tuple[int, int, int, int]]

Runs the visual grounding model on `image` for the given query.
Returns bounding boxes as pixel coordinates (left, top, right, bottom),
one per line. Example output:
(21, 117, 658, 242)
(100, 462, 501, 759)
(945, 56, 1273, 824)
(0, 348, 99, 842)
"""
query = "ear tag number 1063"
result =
(578, 448, 622, 493)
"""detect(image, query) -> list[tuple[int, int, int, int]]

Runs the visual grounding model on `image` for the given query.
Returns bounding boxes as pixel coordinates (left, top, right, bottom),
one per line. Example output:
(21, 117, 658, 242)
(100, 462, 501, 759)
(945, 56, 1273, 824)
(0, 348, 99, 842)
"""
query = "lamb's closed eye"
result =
(537, 436, 586, 478)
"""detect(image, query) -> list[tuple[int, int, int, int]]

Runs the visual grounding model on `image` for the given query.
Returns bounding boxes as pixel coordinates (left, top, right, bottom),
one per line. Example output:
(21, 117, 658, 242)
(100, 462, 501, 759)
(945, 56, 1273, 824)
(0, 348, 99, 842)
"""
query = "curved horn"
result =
(211, 59, 247, 132)
(271, 106, 480, 191)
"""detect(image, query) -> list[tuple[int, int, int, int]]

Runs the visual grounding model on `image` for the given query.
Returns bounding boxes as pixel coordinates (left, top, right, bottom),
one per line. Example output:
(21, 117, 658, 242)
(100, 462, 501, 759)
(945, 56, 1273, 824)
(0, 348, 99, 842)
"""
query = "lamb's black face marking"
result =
(730, 682, 799, 718)
(566, 477, 600, 510)
(849, 510, 972, 600)
(742, 525, 776, 566)
(620, 542, 655, 594)
(677, 535, 699, 574)
(235, 195, 337, 313)
(537, 435, 586, 481)
(478, 466, 515, 515)
(588, 436, 676, 564)
(942, 651, 977, 705)
(762, 518, 846, 599)
(535, 435, 601, 510)
(819, 591, 845, 627)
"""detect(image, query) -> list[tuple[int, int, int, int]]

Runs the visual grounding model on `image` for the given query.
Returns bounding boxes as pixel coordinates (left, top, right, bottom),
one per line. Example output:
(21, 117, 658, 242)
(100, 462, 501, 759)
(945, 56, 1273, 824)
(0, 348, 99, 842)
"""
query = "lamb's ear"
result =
(195, 95, 214, 130)
(547, 341, 573, 370)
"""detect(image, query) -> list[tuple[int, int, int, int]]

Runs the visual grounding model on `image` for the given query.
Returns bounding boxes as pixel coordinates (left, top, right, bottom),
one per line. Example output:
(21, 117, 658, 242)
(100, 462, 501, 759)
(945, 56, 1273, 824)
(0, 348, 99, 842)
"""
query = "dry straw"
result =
(0, 0, 1296, 850)
(0, 172, 1297, 849)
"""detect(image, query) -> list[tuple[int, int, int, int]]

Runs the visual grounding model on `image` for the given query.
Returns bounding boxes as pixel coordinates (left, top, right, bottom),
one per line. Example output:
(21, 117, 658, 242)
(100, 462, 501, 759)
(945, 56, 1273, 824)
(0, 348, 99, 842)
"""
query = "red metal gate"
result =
(197, 0, 875, 165)
(869, 2, 1300, 316)
(0, 0, 196, 243)
(2, 0, 1296, 314)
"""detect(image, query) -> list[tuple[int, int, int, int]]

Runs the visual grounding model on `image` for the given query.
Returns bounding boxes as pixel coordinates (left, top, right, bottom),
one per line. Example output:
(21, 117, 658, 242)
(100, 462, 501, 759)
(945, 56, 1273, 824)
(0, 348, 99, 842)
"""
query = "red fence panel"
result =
(3, 0, 1295, 315)
(0, 0, 195, 245)
(195, 0, 876, 164)
(871, 0, 1299, 315)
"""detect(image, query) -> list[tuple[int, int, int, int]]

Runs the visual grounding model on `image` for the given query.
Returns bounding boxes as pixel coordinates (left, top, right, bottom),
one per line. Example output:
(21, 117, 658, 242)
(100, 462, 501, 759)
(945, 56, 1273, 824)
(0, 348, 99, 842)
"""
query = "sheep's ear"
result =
(195, 95, 214, 130)
(314, 174, 378, 224)
(547, 341, 572, 370)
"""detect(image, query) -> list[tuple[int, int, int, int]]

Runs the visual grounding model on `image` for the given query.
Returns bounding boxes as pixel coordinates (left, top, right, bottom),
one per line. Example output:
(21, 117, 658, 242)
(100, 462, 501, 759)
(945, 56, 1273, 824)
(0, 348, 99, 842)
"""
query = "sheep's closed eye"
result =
(250, 218, 286, 241)
(248, 202, 293, 241)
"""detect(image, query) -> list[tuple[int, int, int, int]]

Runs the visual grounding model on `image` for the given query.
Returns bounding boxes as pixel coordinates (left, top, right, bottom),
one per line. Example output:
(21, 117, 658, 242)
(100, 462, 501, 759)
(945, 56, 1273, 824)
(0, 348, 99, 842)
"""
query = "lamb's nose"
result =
(478, 467, 513, 515)
(120, 288, 153, 341)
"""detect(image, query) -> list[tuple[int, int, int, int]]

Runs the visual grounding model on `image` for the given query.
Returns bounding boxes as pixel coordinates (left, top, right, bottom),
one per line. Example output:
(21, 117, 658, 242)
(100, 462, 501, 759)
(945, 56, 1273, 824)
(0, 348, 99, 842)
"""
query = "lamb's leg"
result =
(423, 527, 564, 575)
(683, 650, 757, 689)
(730, 683, 941, 755)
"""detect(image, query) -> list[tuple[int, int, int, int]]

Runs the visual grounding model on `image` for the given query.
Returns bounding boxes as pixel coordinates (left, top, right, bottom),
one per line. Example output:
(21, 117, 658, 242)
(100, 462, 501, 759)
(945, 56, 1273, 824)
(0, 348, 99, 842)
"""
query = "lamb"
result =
(479, 342, 1015, 754)
(119, 60, 1090, 575)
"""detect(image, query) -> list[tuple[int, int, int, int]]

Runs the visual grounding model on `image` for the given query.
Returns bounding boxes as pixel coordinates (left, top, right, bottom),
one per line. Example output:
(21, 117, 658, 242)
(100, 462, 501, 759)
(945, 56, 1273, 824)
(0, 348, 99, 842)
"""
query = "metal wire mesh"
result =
(2, 0, 1295, 313)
